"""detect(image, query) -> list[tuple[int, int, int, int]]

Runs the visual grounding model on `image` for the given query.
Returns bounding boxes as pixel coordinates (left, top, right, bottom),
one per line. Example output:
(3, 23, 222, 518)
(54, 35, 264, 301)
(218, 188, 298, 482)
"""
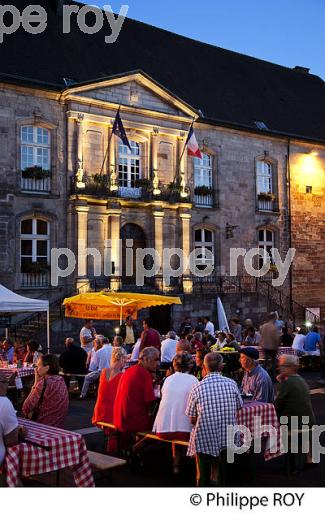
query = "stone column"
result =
(76, 203, 89, 290)
(178, 134, 187, 197)
(153, 210, 167, 290)
(151, 129, 160, 194)
(109, 127, 118, 191)
(76, 114, 85, 188)
(108, 208, 121, 290)
(180, 212, 193, 293)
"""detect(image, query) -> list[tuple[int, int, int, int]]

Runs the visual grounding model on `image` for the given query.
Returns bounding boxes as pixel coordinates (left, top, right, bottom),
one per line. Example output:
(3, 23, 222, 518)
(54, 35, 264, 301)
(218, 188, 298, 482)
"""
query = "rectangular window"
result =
(21, 126, 51, 171)
(118, 140, 141, 187)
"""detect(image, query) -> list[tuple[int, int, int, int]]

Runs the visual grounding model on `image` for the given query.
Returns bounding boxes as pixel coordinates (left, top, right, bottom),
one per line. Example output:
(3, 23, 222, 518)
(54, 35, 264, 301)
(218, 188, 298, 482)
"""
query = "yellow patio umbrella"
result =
(63, 291, 182, 324)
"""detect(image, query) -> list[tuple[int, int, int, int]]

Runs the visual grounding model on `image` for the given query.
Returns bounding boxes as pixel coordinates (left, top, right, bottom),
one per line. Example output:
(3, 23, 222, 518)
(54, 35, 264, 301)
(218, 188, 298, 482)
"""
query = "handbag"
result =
(28, 379, 47, 421)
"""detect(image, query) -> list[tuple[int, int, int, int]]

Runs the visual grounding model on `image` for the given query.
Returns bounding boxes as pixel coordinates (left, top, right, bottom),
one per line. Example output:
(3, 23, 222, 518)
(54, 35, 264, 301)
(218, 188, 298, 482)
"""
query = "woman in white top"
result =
(292, 326, 306, 356)
(153, 352, 198, 473)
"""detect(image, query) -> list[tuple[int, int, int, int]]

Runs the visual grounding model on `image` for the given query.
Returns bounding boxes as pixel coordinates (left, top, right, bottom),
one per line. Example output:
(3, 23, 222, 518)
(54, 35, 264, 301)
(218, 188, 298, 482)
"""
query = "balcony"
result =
(21, 167, 51, 193)
(20, 272, 50, 288)
(21, 176, 51, 193)
(193, 187, 215, 208)
(70, 177, 191, 204)
(257, 193, 278, 212)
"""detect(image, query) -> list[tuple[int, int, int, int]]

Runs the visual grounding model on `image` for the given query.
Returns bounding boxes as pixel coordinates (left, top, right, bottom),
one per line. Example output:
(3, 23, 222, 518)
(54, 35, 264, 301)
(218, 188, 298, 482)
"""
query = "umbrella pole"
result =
(120, 305, 123, 325)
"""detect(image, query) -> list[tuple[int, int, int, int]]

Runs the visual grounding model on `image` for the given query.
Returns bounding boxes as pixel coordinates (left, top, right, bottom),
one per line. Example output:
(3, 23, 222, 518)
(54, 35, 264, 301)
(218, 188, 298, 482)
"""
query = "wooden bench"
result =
(87, 450, 126, 483)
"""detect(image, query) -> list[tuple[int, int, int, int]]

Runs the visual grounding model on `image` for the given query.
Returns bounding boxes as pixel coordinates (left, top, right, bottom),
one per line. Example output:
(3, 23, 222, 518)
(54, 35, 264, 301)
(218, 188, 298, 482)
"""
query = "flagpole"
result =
(99, 105, 121, 177)
(173, 117, 196, 185)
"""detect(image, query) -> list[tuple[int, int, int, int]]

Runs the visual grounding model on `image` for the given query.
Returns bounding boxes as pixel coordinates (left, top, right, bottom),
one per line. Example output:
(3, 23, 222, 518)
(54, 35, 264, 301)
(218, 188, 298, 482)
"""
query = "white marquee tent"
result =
(0, 284, 50, 352)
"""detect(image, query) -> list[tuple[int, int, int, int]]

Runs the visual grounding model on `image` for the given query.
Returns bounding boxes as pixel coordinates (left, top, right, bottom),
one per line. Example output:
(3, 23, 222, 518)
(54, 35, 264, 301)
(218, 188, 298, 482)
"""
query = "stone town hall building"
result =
(0, 0, 324, 335)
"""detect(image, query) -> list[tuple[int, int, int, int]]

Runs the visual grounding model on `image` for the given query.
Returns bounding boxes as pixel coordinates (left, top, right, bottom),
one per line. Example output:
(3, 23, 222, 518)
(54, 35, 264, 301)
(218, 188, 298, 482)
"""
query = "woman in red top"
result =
(22, 354, 69, 428)
(92, 347, 127, 454)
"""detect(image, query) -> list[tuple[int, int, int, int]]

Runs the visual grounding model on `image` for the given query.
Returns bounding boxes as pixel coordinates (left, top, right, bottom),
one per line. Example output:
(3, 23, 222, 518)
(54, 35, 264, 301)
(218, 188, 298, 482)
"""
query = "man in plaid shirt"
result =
(185, 352, 243, 486)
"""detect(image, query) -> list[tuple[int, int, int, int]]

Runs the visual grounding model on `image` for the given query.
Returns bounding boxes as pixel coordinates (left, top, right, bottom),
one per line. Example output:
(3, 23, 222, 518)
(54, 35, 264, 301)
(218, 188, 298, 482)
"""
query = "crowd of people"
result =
(0, 311, 324, 486)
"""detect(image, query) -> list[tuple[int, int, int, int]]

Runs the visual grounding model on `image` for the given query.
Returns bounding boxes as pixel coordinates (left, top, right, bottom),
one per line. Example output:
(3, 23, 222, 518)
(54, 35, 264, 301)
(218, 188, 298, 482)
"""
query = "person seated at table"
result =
(211, 332, 227, 351)
(80, 337, 103, 398)
(243, 326, 261, 346)
(185, 352, 243, 486)
(23, 340, 42, 365)
(191, 332, 204, 352)
(13, 340, 26, 364)
(22, 354, 69, 428)
(130, 337, 141, 361)
(176, 338, 191, 354)
(92, 347, 127, 454)
(160, 331, 177, 368)
(275, 354, 316, 471)
(281, 326, 294, 347)
(113, 347, 160, 448)
(225, 333, 240, 350)
(240, 347, 274, 403)
(304, 326, 321, 355)
(153, 352, 197, 474)
(0, 372, 20, 474)
(194, 349, 208, 381)
(1, 339, 14, 364)
(59, 337, 88, 391)
(292, 326, 307, 356)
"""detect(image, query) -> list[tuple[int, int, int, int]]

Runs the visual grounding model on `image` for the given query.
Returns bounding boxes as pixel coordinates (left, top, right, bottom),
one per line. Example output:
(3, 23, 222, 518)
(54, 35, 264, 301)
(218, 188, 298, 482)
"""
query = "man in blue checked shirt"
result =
(185, 352, 243, 486)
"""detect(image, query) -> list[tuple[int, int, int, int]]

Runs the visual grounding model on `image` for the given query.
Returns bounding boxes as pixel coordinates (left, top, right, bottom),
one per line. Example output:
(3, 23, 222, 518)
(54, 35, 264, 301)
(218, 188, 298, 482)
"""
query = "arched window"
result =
(118, 140, 142, 188)
(258, 228, 274, 268)
(256, 160, 273, 194)
(20, 218, 50, 272)
(21, 126, 51, 171)
(194, 153, 212, 188)
(194, 228, 214, 272)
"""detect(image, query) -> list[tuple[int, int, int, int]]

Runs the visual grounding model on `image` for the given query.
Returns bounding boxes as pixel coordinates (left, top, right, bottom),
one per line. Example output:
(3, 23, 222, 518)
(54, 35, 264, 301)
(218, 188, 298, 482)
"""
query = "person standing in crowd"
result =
(160, 331, 177, 367)
(80, 319, 96, 353)
(139, 319, 161, 353)
(23, 340, 42, 365)
(304, 325, 321, 355)
(80, 337, 103, 398)
(203, 316, 215, 335)
(259, 312, 280, 381)
(195, 318, 205, 334)
(176, 338, 191, 354)
(119, 316, 139, 354)
(229, 317, 242, 343)
(243, 326, 261, 346)
(153, 352, 197, 474)
(92, 347, 128, 454)
(180, 317, 193, 336)
(240, 347, 274, 403)
(194, 349, 208, 381)
(113, 347, 160, 446)
(59, 337, 88, 391)
(275, 313, 285, 336)
(292, 326, 307, 356)
(281, 326, 294, 347)
(185, 352, 243, 486)
(275, 354, 316, 472)
(23, 354, 69, 428)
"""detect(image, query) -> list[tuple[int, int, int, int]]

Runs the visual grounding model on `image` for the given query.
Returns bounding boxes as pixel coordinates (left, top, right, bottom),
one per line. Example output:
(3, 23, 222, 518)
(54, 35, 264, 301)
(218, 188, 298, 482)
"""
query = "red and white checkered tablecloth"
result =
(0, 366, 35, 379)
(4, 419, 94, 487)
(237, 401, 281, 461)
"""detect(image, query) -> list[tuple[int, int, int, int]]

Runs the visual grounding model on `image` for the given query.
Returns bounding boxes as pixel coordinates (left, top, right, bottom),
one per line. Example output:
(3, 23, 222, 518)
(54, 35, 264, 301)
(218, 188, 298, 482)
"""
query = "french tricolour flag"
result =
(185, 124, 202, 158)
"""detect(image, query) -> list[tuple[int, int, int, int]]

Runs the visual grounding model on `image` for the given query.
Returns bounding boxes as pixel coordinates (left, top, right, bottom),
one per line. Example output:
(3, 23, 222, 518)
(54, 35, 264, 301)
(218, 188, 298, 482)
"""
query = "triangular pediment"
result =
(63, 71, 198, 119)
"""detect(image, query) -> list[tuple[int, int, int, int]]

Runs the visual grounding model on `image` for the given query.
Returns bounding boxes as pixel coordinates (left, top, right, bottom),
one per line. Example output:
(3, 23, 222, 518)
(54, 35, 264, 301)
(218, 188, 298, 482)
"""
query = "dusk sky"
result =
(93, 0, 325, 80)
